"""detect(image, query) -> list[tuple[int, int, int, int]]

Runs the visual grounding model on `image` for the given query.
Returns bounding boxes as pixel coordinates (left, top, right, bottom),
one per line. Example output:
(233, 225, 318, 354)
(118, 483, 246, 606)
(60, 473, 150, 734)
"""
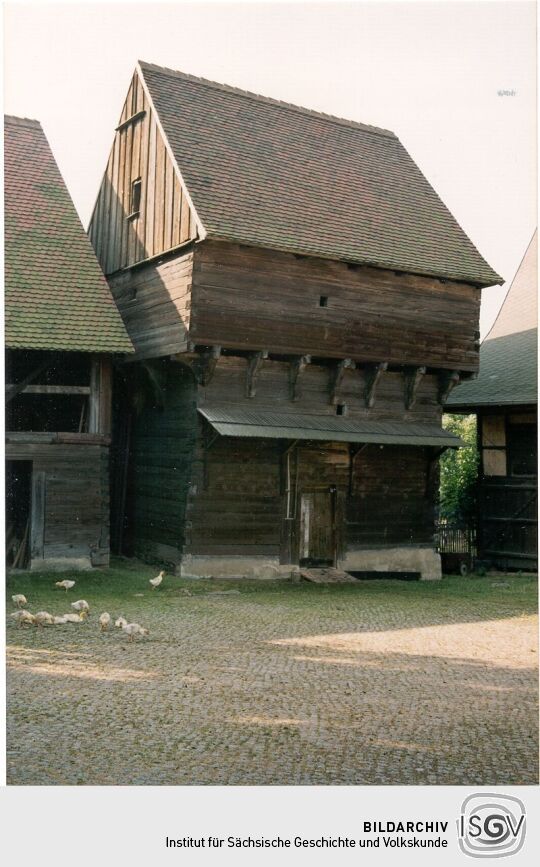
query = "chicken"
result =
(53, 615, 68, 625)
(63, 611, 87, 624)
(122, 623, 149, 642)
(10, 610, 35, 627)
(71, 600, 90, 614)
(12, 594, 27, 608)
(99, 612, 111, 631)
(149, 570, 165, 590)
(34, 611, 55, 627)
(55, 580, 75, 592)
(115, 616, 128, 629)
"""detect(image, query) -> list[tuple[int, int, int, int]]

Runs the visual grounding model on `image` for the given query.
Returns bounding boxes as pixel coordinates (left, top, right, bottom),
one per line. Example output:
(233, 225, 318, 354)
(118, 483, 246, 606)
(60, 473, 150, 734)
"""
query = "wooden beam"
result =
(329, 358, 355, 405)
(115, 110, 146, 132)
(404, 366, 426, 410)
(438, 370, 460, 405)
(245, 350, 268, 398)
(6, 384, 91, 395)
(364, 362, 388, 408)
(30, 470, 46, 563)
(289, 355, 311, 401)
(5, 360, 51, 402)
(196, 346, 221, 386)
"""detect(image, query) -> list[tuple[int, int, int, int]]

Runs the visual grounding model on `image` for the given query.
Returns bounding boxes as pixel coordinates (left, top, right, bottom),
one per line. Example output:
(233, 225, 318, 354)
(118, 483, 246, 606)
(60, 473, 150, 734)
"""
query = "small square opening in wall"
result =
(319, 296, 329, 307)
(336, 403, 347, 416)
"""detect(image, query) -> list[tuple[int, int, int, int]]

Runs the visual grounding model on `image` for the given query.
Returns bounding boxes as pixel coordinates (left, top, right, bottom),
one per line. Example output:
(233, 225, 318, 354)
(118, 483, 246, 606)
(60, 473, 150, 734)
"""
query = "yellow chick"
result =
(149, 570, 165, 590)
(99, 612, 111, 631)
(12, 594, 27, 608)
(55, 580, 75, 592)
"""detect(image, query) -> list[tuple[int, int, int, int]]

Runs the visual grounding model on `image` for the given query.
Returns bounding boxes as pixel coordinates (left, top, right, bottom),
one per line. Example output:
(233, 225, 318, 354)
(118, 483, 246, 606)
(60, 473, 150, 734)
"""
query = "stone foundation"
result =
(180, 554, 297, 580)
(341, 547, 442, 580)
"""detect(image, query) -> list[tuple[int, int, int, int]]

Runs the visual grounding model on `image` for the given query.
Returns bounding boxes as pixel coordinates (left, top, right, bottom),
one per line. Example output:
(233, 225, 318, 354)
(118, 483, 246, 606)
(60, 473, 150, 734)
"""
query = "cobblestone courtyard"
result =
(6, 564, 538, 785)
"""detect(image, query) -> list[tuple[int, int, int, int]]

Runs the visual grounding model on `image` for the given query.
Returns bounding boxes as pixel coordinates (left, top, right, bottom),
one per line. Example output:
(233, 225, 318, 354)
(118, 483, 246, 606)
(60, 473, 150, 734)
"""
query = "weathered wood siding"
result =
(5, 441, 110, 566)
(106, 250, 193, 359)
(88, 70, 198, 276)
(130, 361, 197, 563)
(185, 430, 282, 557)
(347, 445, 434, 548)
(191, 241, 481, 372)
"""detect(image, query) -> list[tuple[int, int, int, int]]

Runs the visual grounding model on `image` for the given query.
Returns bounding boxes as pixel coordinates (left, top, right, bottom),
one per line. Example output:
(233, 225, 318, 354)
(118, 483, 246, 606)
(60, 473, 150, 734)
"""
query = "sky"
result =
(4, 0, 537, 335)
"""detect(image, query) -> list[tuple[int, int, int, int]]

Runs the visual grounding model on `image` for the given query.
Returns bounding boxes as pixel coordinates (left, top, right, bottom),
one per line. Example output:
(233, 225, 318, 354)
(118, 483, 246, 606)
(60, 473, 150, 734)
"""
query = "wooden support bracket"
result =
(364, 362, 388, 408)
(289, 355, 311, 401)
(6, 360, 51, 403)
(438, 370, 460, 405)
(246, 350, 268, 398)
(404, 366, 426, 410)
(329, 358, 355, 405)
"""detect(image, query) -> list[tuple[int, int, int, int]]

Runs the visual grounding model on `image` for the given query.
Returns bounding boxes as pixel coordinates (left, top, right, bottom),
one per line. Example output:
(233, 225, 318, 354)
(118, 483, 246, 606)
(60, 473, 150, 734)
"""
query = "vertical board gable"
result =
(88, 70, 198, 275)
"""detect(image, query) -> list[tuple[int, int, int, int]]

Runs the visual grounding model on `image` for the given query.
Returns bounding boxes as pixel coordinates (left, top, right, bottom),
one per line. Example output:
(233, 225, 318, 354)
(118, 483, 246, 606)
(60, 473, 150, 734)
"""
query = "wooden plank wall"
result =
(107, 251, 193, 359)
(347, 445, 434, 548)
(191, 241, 482, 372)
(130, 362, 197, 563)
(5, 442, 111, 565)
(88, 71, 197, 276)
(199, 355, 442, 424)
(184, 430, 282, 557)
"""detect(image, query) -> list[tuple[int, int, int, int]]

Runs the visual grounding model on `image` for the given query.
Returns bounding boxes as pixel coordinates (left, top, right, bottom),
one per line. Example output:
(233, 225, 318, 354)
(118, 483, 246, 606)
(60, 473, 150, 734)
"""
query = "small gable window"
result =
(129, 178, 142, 217)
(319, 296, 329, 308)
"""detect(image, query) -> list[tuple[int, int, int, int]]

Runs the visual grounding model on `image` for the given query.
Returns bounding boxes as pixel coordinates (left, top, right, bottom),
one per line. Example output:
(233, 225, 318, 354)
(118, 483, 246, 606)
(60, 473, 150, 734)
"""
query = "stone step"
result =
(299, 566, 357, 584)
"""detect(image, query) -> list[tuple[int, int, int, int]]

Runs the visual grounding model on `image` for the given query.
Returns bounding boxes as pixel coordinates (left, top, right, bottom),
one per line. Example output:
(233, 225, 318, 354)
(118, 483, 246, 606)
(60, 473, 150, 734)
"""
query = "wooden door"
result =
(299, 490, 335, 566)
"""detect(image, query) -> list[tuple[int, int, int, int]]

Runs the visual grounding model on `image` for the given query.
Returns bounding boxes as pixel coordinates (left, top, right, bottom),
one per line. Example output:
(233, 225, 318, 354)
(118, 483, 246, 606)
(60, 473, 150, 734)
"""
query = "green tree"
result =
(439, 414, 479, 521)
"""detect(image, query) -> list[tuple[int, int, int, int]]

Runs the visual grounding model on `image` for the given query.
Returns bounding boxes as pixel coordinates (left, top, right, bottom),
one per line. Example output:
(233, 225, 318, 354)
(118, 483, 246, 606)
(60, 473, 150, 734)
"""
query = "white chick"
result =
(34, 611, 54, 627)
(99, 612, 111, 631)
(53, 615, 68, 625)
(12, 594, 27, 608)
(10, 610, 35, 627)
(115, 616, 128, 629)
(122, 623, 149, 642)
(149, 570, 165, 590)
(55, 580, 75, 592)
(63, 611, 87, 624)
(71, 600, 90, 614)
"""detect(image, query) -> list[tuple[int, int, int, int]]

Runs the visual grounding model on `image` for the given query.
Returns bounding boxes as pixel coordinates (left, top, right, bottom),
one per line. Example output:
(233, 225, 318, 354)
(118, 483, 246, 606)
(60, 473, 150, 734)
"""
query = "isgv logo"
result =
(458, 793, 526, 858)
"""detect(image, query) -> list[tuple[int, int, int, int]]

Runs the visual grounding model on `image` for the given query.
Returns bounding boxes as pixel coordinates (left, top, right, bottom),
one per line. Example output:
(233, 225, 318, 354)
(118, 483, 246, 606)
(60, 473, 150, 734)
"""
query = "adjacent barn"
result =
(5, 115, 133, 570)
(447, 231, 537, 570)
(88, 62, 501, 579)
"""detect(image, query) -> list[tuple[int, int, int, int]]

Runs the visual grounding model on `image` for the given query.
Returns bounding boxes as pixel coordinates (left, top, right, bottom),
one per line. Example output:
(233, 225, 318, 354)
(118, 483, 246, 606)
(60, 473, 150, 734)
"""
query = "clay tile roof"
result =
(4, 115, 133, 353)
(138, 60, 501, 287)
(447, 231, 537, 409)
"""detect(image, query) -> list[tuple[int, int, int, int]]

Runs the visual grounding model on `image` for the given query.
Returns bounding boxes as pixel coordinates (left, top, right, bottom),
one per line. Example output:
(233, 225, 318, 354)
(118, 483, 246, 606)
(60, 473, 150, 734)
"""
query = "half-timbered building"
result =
(89, 61, 501, 579)
(447, 231, 537, 570)
(5, 116, 133, 570)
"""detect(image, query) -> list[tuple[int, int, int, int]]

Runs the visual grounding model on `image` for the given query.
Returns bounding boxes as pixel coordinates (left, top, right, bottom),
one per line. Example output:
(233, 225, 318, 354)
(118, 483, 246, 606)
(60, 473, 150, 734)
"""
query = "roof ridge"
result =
(4, 115, 42, 129)
(138, 60, 397, 140)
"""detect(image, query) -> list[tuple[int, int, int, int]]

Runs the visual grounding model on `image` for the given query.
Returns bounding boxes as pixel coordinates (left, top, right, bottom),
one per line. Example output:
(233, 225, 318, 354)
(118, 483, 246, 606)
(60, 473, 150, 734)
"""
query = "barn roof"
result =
(4, 115, 133, 353)
(447, 231, 537, 409)
(138, 60, 501, 287)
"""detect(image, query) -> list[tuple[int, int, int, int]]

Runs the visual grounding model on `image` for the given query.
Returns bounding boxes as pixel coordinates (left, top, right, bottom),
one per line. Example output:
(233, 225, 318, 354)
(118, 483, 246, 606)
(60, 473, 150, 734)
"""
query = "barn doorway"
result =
(299, 489, 336, 566)
(6, 461, 32, 569)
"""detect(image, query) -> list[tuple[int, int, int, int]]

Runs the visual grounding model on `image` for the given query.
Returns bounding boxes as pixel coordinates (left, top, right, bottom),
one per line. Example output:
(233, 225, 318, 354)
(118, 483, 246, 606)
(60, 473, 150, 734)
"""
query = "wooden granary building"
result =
(447, 231, 537, 571)
(5, 116, 133, 570)
(89, 61, 501, 579)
